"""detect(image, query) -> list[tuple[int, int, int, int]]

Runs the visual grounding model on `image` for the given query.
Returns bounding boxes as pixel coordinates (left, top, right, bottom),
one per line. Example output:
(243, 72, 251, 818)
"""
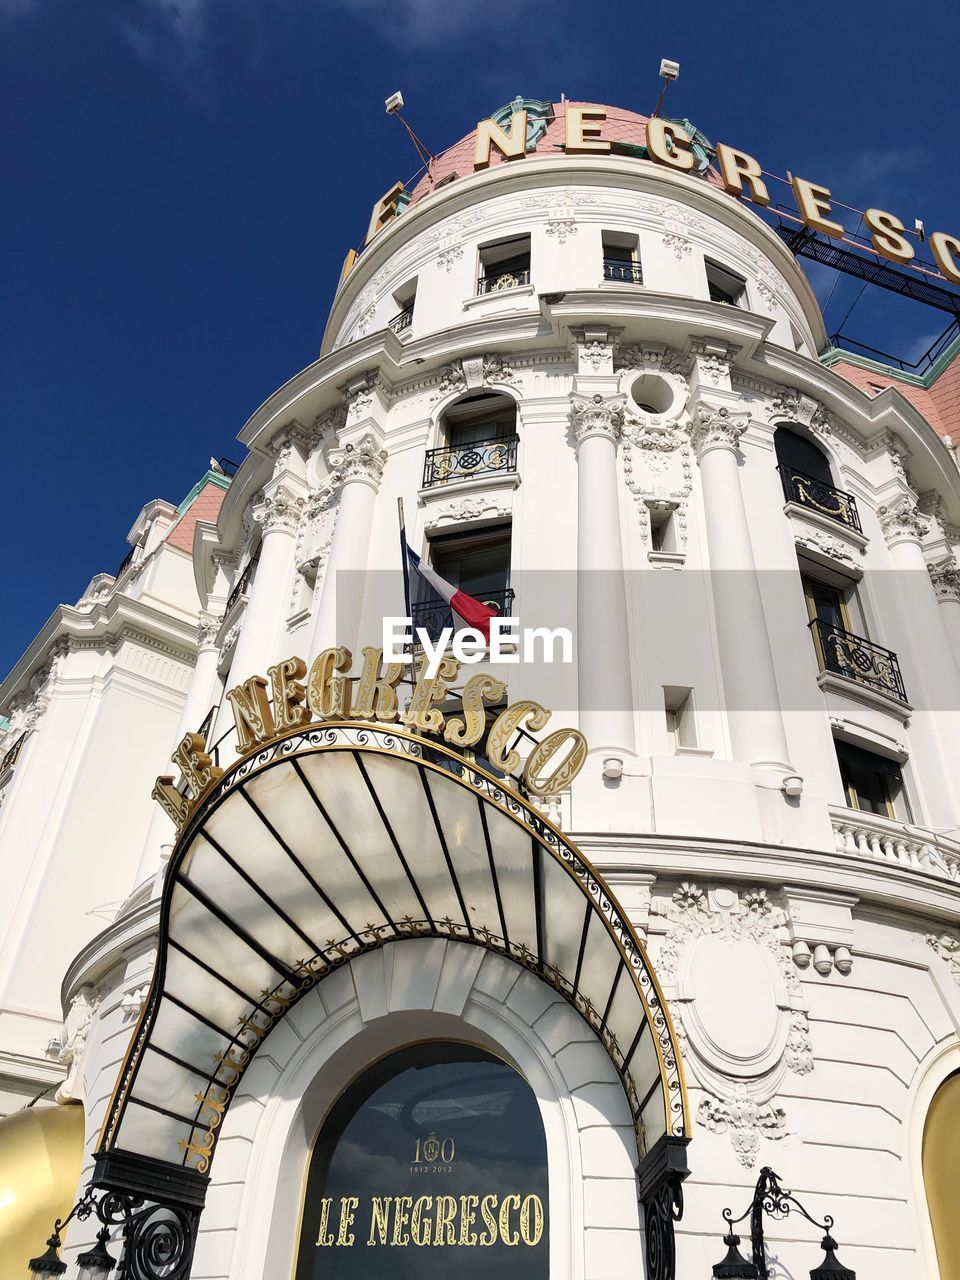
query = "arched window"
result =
(294, 1042, 549, 1280)
(773, 424, 833, 485)
(923, 1069, 960, 1277)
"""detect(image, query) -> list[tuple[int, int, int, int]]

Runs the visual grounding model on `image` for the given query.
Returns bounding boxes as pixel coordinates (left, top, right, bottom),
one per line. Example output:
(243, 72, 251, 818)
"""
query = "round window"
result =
(295, 1042, 549, 1280)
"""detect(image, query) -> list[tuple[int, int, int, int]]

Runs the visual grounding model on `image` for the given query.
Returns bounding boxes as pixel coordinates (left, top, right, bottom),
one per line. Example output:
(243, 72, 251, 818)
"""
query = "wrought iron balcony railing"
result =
(389, 306, 413, 335)
(778, 464, 862, 533)
(0, 732, 26, 780)
(411, 587, 515, 644)
(810, 618, 907, 702)
(477, 269, 530, 295)
(225, 555, 257, 615)
(603, 258, 643, 284)
(422, 433, 519, 489)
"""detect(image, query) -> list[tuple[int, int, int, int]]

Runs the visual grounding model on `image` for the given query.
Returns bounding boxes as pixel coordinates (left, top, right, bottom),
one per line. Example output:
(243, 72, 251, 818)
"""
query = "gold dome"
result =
(0, 1103, 84, 1280)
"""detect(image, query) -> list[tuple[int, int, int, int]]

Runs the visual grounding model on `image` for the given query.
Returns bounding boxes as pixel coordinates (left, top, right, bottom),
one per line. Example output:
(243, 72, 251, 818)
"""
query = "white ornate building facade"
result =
(2, 99, 960, 1280)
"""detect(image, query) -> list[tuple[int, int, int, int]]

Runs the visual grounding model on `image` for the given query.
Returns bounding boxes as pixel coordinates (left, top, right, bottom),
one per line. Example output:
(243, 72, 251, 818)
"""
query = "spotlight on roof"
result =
(915, 218, 925, 241)
(385, 91, 404, 116)
(652, 58, 681, 116)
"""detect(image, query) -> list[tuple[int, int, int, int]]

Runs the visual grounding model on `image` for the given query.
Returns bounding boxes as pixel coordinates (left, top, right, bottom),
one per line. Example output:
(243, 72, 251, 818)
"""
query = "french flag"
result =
(402, 537, 498, 641)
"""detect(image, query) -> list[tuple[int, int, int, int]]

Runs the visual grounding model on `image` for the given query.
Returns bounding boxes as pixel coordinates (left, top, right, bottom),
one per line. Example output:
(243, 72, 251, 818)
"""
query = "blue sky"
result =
(2, 0, 958, 679)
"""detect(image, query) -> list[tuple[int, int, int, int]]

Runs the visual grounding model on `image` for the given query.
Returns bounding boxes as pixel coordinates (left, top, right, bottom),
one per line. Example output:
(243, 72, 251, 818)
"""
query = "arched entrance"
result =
(295, 1042, 548, 1279)
(81, 724, 689, 1279)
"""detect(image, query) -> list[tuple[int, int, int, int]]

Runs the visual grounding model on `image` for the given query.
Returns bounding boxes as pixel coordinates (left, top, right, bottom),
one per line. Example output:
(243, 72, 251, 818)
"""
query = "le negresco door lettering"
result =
(295, 1044, 549, 1280)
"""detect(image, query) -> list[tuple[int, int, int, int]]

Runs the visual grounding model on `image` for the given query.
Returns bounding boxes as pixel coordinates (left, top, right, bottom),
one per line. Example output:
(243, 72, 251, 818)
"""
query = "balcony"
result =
(0, 732, 26, 780)
(810, 618, 907, 703)
(411, 587, 515, 644)
(778, 465, 862, 533)
(603, 258, 643, 284)
(477, 269, 530, 295)
(389, 306, 413, 336)
(831, 806, 960, 883)
(225, 555, 257, 615)
(422, 434, 519, 489)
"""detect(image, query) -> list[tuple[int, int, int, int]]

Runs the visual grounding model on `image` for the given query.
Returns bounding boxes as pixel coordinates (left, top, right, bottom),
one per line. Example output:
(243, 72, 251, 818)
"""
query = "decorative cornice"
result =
(569, 392, 626, 447)
(878, 497, 930, 548)
(687, 404, 748, 458)
(928, 558, 960, 604)
(689, 339, 738, 387)
(329, 433, 388, 492)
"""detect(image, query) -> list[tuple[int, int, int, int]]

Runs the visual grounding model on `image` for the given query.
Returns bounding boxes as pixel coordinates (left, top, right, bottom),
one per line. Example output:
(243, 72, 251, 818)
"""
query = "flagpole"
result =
(397, 497, 411, 618)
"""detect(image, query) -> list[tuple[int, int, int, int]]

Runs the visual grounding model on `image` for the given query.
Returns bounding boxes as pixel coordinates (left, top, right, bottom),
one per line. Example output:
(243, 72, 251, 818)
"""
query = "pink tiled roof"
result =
(831, 357, 960, 444)
(166, 480, 227, 554)
(409, 102, 720, 204)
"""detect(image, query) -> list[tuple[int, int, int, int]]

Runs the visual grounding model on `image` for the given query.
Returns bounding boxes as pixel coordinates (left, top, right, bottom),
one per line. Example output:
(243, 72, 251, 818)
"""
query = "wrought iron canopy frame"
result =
(97, 725, 689, 1222)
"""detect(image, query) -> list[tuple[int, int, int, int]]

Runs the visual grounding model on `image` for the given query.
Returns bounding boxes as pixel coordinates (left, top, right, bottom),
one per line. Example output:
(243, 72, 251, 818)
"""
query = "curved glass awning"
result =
(99, 724, 688, 1176)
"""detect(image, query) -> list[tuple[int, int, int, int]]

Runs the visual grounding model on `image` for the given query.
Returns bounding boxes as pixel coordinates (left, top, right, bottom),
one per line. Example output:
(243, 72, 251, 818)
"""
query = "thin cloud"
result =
(327, 0, 552, 49)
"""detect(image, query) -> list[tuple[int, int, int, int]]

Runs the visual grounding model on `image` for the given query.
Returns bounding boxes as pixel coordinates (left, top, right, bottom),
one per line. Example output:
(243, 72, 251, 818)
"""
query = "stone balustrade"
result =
(830, 805, 960, 882)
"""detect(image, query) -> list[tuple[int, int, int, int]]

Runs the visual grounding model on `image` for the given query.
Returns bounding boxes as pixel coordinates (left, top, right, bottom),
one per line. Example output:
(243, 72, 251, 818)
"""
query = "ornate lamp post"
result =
(27, 1231, 67, 1277)
(712, 1167, 856, 1280)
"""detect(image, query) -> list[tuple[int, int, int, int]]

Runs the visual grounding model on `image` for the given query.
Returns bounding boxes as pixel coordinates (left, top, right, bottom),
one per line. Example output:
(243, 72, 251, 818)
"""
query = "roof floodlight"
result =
(385, 91, 404, 115)
(659, 58, 680, 81)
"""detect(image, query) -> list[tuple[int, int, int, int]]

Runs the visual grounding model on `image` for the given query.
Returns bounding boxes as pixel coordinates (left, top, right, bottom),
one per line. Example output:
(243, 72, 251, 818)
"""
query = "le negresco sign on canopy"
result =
(153, 645, 589, 834)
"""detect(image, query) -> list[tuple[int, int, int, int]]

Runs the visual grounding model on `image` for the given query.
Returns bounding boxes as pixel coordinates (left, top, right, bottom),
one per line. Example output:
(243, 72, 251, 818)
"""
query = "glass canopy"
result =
(99, 724, 687, 1179)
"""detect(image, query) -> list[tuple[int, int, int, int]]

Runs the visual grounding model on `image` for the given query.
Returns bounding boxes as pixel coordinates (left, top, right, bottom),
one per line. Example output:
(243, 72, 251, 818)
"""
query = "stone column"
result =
(688, 403, 793, 781)
(571, 391, 636, 758)
(885, 494, 960, 711)
(134, 611, 224, 885)
(928, 557, 960, 669)
(307, 433, 388, 660)
(212, 483, 305, 741)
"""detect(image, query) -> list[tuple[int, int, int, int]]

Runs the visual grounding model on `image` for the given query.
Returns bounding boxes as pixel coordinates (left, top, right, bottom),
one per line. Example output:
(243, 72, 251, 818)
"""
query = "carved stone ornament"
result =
(546, 217, 576, 245)
(270, 421, 312, 472)
(768, 388, 832, 437)
(926, 932, 960, 986)
(254, 487, 305, 535)
(756, 277, 777, 312)
(436, 241, 464, 271)
(330, 434, 388, 491)
(928, 558, 960, 604)
(570, 392, 626, 447)
(340, 371, 381, 421)
(425, 495, 512, 531)
(878, 497, 930, 548)
(432, 361, 466, 400)
(687, 404, 748, 458)
(482, 352, 519, 385)
(651, 882, 813, 1167)
(690, 339, 735, 387)
(697, 1085, 786, 1167)
(662, 230, 692, 261)
(794, 528, 857, 567)
(50, 987, 100, 1104)
(196, 611, 223, 652)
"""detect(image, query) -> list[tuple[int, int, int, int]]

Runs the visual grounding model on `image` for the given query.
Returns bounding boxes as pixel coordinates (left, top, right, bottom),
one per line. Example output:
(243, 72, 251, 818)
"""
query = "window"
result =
(775, 426, 861, 531)
(705, 259, 746, 306)
(412, 523, 513, 641)
(835, 739, 911, 820)
(602, 231, 642, 284)
(423, 394, 519, 488)
(293, 1042, 549, 1280)
(430, 522, 512, 607)
(648, 502, 679, 553)
(664, 687, 697, 751)
(478, 236, 531, 294)
(389, 278, 417, 335)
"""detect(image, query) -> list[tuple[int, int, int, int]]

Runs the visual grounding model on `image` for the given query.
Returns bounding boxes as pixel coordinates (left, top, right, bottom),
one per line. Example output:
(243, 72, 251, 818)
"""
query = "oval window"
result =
(295, 1042, 549, 1280)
